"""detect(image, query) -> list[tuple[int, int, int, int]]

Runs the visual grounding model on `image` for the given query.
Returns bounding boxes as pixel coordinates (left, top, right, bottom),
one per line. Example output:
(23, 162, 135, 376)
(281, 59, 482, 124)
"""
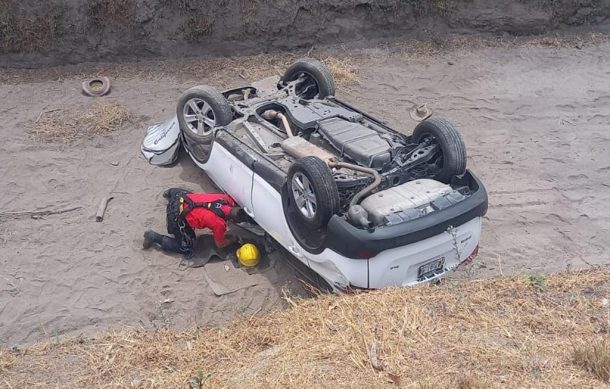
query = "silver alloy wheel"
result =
(182, 98, 216, 135)
(291, 172, 317, 219)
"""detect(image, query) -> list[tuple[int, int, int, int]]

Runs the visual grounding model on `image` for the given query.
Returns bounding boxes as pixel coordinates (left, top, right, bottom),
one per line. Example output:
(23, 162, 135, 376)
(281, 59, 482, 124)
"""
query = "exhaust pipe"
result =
(262, 110, 294, 138)
(328, 161, 381, 207)
(328, 161, 381, 229)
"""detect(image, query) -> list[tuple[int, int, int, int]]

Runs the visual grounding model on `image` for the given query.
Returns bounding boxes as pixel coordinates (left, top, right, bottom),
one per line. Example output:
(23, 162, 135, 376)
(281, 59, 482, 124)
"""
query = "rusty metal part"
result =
(281, 136, 336, 163)
(329, 161, 382, 206)
(261, 110, 294, 137)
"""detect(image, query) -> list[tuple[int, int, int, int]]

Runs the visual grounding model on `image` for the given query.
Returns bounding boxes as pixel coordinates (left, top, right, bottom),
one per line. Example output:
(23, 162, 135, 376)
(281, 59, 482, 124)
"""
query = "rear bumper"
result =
(324, 170, 487, 259)
(305, 216, 482, 290)
(367, 217, 481, 288)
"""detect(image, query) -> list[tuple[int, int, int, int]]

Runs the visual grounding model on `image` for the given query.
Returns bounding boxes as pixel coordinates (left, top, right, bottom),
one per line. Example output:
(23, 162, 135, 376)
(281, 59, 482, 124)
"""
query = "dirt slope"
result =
(2, 269, 609, 388)
(0, 36, 609, 348)
(1, 0, 609, 66)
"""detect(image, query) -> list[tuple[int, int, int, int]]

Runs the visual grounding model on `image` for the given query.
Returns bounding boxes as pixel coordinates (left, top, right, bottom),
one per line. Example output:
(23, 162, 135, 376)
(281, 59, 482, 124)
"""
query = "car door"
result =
(250, 162, 297, 253)
(201, 141, 254, 214)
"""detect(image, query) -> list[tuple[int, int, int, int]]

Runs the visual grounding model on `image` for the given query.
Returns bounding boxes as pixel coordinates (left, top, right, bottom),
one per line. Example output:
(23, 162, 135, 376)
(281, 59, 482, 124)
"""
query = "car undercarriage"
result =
(182, 72, 475, 234)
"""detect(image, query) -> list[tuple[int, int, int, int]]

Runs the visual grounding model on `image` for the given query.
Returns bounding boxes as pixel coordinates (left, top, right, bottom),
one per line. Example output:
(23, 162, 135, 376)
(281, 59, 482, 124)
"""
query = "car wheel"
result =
(282, 58, 336, 99)
(177, 85, 232, 144)
(412, 117, 467, 183)
(287, 156, 340, 229)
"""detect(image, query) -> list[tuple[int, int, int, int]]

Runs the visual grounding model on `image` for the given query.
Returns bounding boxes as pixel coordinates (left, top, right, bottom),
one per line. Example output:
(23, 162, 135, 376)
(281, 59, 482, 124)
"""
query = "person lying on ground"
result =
(142, 188, 249, 257)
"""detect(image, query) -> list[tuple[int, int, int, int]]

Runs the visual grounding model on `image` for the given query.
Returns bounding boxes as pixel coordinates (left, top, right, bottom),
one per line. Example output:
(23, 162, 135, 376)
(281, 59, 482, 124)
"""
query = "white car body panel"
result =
(251, 173, 296, 251)
(367, 217, 481, 288)
(190, 142, 255, 214)
(185, 142, 482, 291)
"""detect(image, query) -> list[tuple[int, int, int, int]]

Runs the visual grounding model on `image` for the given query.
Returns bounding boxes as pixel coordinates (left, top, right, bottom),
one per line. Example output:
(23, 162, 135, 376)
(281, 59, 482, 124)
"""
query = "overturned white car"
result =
(142, 58, 487, 291)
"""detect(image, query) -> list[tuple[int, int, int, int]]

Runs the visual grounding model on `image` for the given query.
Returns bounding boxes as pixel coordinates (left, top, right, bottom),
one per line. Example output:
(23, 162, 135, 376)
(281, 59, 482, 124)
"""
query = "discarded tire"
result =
(82, 77, 111, 97)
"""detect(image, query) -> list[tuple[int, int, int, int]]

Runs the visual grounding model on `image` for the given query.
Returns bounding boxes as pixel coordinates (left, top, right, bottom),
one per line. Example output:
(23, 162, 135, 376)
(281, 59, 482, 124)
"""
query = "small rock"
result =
(111, 161, 120, 166)
(448, 61, 454, 65)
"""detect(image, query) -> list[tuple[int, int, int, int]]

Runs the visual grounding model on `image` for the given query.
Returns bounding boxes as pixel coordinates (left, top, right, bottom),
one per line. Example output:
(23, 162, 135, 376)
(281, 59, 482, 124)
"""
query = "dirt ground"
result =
(1, 38, 609, 347)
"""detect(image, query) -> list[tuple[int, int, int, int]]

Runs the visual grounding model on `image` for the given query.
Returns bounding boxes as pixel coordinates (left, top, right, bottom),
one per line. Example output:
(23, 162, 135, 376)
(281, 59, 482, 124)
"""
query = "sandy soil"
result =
(1, 40, 609, 347)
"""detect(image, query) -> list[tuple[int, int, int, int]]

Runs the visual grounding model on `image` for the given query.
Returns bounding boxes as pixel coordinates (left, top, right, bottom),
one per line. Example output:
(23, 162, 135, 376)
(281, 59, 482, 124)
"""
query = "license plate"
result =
(418, 257, 445, 279)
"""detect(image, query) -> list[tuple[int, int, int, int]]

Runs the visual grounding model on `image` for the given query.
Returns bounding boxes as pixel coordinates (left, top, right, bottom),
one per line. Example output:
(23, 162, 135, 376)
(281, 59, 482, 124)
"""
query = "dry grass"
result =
(2, 269, 610, 387)
(31, 101, 133, 143)
(0, 52, 358, 87)
(456, 374, 489, 389)
(387, 31, 609, 58)
(1, 32, 607, 85)
(218, 54, 360, 87)
(87, 0, 136, 28)
(323, 56, 360, 86)
(0, 0, 62, 52)
(573, 339, 610, 382)
(0, 348, 15, 373)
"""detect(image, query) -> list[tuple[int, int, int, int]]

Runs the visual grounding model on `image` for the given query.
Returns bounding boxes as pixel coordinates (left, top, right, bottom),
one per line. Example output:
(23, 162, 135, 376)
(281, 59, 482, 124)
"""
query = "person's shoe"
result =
(143, 230, 162, 249)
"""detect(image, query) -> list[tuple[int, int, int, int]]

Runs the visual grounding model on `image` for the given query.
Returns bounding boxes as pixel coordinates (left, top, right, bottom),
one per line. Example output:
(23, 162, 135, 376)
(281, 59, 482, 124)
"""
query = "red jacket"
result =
(183, 193, 236, 245)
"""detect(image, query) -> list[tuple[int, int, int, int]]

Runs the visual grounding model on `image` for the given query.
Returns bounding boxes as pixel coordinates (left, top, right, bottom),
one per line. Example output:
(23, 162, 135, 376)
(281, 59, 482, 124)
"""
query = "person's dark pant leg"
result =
(147, 187, 196, 257)
(144, 229, 194, 256)
(159, 235, 190, 254)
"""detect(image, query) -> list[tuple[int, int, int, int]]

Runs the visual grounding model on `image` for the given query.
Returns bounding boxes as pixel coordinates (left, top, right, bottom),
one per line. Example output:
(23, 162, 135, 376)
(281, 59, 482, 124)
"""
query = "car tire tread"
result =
(413, 117, 467, 183)
(282, 58, 336, 98)
(287, 156, 340, 229)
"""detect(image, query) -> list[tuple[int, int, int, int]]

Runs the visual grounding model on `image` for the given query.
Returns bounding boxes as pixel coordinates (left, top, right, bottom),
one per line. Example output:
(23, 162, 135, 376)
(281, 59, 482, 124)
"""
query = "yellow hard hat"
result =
(236, 243, 260, 267)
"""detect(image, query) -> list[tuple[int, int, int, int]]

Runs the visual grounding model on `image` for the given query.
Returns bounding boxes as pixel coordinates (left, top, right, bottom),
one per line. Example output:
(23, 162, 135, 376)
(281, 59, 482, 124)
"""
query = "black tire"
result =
(282, 58, 336, 99)
(412, 117, 467, 183)
(287, 156, 340, 229)
(177, 85, 232, 144)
